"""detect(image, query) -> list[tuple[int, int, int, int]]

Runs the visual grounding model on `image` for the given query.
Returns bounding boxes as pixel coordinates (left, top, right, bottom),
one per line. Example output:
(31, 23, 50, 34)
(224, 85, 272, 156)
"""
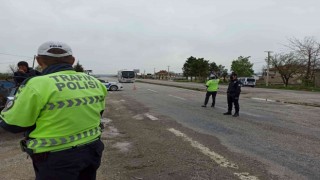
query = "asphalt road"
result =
(1, 78, 319, 180)
(104, 78, 320, 180)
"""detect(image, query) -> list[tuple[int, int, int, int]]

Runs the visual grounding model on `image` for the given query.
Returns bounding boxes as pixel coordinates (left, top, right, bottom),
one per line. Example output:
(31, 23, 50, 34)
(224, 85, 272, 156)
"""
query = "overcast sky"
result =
(1, 0, 319, 74)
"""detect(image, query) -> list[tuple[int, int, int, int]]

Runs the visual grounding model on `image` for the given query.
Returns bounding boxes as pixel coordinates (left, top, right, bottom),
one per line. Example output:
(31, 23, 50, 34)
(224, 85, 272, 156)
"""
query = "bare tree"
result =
(271, 53, 303, 87)
(287, 37, 320, 86)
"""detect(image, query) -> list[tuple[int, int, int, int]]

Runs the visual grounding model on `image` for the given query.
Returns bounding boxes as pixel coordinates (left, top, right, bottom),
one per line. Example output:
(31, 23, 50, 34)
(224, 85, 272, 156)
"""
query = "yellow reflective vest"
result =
(0, 70, 107, 153)
(206, 79, 219, 92)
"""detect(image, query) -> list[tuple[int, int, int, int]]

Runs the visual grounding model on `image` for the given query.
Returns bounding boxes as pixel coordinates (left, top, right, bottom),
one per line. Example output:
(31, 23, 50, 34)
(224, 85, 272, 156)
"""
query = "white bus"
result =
(118, 70, 135, 83)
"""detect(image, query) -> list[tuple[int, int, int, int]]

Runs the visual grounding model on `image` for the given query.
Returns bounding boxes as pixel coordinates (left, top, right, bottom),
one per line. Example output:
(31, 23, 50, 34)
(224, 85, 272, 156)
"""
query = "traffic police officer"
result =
(224, 72, 241, 117)
(202, 74, 219, 107)
(0, 41, 107, 180)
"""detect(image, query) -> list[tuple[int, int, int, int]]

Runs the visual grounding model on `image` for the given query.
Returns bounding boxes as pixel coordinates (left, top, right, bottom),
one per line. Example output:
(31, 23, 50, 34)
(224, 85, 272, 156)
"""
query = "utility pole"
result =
(167, 66, 170, 80)
(32, 55, 36, 68)
(265, 51, 272, 86)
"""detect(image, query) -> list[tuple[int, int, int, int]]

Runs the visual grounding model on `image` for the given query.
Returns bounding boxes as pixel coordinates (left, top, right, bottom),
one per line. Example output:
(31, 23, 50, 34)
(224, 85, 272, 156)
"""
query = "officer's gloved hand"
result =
(234, 96, 239, 100)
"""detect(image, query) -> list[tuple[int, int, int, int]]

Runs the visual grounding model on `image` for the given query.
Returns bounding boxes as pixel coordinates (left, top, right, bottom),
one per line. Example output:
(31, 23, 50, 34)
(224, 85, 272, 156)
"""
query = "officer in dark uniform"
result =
(223, 72, 241, 117)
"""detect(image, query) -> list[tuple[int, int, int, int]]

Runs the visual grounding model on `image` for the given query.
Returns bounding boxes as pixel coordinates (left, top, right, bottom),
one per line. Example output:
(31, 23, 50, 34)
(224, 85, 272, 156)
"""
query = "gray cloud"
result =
(1, 0, 319, 74)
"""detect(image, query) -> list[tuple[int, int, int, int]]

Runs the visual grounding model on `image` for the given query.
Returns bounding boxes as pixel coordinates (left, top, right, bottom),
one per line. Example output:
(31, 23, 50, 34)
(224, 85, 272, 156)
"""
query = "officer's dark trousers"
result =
(31, 139, 104, 180)
(204, 91, 217, 106)
(227, 95, 239, 113)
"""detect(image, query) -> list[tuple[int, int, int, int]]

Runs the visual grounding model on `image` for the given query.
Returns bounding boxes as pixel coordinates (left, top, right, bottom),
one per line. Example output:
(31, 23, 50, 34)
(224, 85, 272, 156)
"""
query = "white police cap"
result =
(37, 41, 72, 57)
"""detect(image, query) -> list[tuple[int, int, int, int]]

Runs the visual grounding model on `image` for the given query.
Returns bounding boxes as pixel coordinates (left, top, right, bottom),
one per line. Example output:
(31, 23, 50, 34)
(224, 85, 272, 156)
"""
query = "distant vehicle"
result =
(98, 79, 123, 91)
(118, 70, 135, 83)
(238, 77, 256, 87)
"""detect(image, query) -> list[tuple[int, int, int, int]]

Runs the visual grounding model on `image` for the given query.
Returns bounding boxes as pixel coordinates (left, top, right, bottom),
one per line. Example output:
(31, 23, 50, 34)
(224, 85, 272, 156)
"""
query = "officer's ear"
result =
(36, 56, 47, 70)
(69, 56, 75, 65)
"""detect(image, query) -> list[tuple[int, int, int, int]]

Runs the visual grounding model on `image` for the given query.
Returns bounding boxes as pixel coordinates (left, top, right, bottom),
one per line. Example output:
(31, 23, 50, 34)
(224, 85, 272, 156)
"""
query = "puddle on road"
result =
(112, 142, 131, 153)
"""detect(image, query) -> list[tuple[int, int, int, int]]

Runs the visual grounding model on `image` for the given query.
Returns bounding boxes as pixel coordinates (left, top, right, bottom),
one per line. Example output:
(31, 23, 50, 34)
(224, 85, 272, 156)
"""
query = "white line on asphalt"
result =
(251, 97, 276, 102)
(168, 94, 186, 101)
(147, 89, 158, 93)
(168, 128, 259, 180)
(144, 113, 159, 121)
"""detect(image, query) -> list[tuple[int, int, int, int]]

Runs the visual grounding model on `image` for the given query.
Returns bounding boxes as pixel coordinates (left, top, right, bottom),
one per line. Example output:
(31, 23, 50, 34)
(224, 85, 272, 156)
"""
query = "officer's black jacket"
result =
(14, 68, 41, 85)
(227, 79, 241, 97)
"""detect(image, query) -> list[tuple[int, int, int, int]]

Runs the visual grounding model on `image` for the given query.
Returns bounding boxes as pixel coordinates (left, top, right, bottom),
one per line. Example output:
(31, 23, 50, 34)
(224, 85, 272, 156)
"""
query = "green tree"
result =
(209, 62, 219, 74)
(231, 56, 254, 77)
(195, 58, 209, 82)
(182, 56, 210, 82)
(217, 65, 228, 81)
(73, 61, 84, 72)
(182, 56, 197, 81)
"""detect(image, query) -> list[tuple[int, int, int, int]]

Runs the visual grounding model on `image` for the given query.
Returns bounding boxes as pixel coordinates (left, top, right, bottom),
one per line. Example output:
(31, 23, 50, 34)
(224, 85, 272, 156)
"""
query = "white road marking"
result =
(120, 99, 126, 102)
(251, 97, 276, 102)
(168, 94, 186, 101)
(147, 89, 158, 93)
(168, 128, 259, 180)
(144, 113, 159, 121)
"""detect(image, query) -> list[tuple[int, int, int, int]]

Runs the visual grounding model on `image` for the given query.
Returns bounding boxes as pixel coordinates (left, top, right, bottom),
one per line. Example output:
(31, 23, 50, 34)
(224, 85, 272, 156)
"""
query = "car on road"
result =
(98, 79, 123, 91)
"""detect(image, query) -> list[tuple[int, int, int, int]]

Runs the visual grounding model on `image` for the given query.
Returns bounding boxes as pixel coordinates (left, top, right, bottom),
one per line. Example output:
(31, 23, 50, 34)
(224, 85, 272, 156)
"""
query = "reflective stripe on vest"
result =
(43, 96, 105, 111)
(26, 127, 100, 148)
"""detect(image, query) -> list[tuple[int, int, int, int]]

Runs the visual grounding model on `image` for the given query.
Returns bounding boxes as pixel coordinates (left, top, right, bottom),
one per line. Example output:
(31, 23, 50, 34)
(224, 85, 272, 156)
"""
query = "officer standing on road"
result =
(0, 41, 107, 180)
(223, 72, 241, 117)
(202, 74, 219, 107)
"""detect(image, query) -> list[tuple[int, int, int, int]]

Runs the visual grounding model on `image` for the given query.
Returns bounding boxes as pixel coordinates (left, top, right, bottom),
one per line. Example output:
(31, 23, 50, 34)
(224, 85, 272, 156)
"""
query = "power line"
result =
(0, 52, 33, 58)
(0, 61, 16, 64)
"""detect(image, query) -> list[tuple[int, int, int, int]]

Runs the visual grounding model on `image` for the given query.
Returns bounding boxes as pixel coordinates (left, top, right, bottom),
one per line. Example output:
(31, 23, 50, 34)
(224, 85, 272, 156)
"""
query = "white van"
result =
(238, 77, 256, 87)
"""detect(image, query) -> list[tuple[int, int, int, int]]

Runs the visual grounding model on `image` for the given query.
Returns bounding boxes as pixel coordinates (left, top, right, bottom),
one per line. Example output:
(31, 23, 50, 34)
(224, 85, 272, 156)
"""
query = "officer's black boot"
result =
(233, 112, 239, 117)
(223, 111, 232, 115)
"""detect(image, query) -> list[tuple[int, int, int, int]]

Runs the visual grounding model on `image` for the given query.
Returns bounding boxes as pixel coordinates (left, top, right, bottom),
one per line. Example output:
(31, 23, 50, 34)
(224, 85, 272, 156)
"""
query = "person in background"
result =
(13, 61, 41, 86)
(202, 74, 219, 108)
(223, 72, 241, 117)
